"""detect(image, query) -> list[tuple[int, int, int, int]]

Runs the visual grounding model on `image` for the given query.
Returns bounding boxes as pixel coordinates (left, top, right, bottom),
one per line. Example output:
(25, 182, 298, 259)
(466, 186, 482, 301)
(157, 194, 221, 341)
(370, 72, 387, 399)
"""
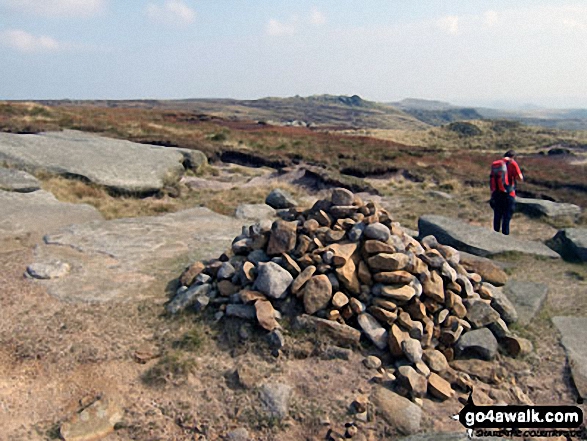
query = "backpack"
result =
(489, 159, 512, 193)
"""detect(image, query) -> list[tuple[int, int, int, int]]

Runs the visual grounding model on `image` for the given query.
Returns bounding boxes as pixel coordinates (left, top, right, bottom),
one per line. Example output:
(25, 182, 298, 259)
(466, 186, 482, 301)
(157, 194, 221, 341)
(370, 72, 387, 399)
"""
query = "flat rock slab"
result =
(551, 228, 587, 262)
(0, 190, 103, 240)
(516, 197, 581, 218)
(552, 316, 587, 399)
(29, 207, 243, 302)
(0, 167, 40, 192)
(503, 280, 548, 326)
(0, 130, 195, 194)
(418, 215, 560, 259)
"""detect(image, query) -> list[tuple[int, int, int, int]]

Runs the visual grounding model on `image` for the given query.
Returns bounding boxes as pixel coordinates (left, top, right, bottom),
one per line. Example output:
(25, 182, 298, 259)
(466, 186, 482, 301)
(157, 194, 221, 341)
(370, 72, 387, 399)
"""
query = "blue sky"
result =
(1, 0, 586, 108)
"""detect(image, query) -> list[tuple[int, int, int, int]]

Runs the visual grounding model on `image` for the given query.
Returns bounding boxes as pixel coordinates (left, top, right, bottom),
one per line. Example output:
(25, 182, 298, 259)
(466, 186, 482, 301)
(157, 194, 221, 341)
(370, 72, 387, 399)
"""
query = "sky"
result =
(1, 0, 586, 108)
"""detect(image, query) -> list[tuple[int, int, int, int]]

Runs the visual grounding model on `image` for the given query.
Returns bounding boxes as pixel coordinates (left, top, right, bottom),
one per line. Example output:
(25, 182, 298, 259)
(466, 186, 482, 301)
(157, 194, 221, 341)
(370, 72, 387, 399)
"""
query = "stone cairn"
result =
(168, 188, 531, 403)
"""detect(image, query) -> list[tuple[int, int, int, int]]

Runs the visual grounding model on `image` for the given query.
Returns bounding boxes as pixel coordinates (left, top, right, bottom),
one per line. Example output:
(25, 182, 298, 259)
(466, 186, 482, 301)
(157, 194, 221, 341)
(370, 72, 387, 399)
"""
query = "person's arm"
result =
(514, 161, 523, 181)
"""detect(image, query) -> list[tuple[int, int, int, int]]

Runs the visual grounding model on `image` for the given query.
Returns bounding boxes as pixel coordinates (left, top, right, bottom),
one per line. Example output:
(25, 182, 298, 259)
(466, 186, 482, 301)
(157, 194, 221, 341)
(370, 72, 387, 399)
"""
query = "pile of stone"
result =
(168, 188, 530, 402)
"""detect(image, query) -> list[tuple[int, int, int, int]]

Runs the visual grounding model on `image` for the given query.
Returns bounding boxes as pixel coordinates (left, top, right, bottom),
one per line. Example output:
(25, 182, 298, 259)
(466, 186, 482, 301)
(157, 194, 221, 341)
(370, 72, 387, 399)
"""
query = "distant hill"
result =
(389, 98, 483, 126)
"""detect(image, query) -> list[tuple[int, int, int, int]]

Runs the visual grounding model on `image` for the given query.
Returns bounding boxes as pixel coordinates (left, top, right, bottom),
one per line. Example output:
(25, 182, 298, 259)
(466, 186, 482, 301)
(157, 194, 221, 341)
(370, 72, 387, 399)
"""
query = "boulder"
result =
(372, 387, 422, 435)
(455, 328, 498, 360)
(265, 188, 298, 209)
(258, 383, 292, 419)
(26, 261, 70, 279)
(0, 130, 189, 194)
(60, 395, 123, 441)
(253, 262, 293, 300)
(551, 228, 587, 262)
(503, 280, 548, 326)
(552, 316, 587, 399)
(0, 167, 40, 192)
(418, 215, 560, 259)
(459, 252, 508, 286)
(515, 197, 581, 219)
(302, 275, 333, 314)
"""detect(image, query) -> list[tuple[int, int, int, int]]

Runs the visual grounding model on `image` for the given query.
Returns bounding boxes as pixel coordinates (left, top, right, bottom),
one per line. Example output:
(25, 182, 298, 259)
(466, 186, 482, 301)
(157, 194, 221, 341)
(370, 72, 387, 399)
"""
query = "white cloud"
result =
(0, 29, 61, 52)
(310, 7, 326, 26)
(267, 18, 296, 36)
(0, 0, 106, 18)
(437, 15, 460, 35)
(146, 0, 195, 25)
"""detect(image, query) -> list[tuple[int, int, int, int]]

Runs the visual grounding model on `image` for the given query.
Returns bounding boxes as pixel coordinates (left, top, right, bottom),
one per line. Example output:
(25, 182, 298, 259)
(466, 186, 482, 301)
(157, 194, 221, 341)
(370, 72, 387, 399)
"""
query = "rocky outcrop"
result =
(0, 130, 206, 194)
(418, 215, 560, 259)
(515, 197, 581, 219)
(552, 316, 587, 399)
(550, 228, 587, 262)
(0, 167, 40, 192)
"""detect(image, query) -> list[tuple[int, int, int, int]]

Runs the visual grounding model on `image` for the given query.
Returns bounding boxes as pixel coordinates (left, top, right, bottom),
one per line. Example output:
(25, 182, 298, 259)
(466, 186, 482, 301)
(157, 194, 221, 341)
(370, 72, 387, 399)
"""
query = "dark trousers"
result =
(492, 192, 515, 235)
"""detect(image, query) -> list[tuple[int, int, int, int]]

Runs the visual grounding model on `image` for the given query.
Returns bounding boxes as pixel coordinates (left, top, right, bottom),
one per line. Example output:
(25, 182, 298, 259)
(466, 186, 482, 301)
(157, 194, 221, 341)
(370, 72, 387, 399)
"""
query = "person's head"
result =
(504, 150, 516, 159)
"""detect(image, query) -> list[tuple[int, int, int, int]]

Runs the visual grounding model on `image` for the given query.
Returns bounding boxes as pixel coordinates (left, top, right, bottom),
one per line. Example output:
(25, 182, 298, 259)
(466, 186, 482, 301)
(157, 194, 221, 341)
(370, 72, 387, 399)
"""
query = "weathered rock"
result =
(374, 270, 413, 284)
(552, 316, 587, 399)
(259, 383, 292, 419)
(332, 291, 349, 309)
(217, 262, 236, 280)
(226, 304, 257, 320)
(368, 253, 409, 271)
(291, 265, 316, 296)
(397, 365, 428, 398)
(364, 240, 395, 254)
(179, 261, 206, 287)
(0, 167, 40, 192)
(489, 285, 518, 324)
(358, 313, 388, 350)
(503, 280, 548, 326)
(465, 302, 500, 328)
(389, 324, 410, 357)
(455, 328, 498, 361)
(422, 350, 449, 374)
(255, 300, 279, 331)
(380, 284, 416, 303)
(459, 252, 508, 286)
(363, 355, 382, 369)
(402, 338, 423, 363)
(427, 372, 454, 400)
(253, 262, 293, 299)
(26, 260, 70, 279)
(60, 395, 123, 441)
(166, 283, 211, 314)
(421, 271, 444, 303)
(303, 275, 333, 314)
(294, 314, 361, 346)
(336, 258, 361, 295)
(0, 190, 103, 240)
(227, 427, 251, 441)
(265, 188, 298, 209)
(331, 188, 355, 206)
(418, 215, 560, 259)
(235, 203, 276, 221)
(372, 387, 422, 435)
(450, 359, 502, 384)
(551, 228, 587, 262)
(501, 335, 533, 358)
(266, 220, 297, 256)
(266, 329, 285, 350)
(364, 222, 391, 242)
(0, 130, 190, 194)
(515, 197, 581, 219)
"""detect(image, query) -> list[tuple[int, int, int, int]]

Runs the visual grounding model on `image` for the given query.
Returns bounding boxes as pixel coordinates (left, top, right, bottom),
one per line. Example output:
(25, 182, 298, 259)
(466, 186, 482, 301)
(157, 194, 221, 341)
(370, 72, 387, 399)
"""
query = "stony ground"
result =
(1, 164, 586, 441)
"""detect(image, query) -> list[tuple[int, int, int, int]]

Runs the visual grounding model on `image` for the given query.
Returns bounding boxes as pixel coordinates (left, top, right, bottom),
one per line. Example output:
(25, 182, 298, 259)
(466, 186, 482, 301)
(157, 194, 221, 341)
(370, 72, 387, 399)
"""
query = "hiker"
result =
(490, 150, 524, 235)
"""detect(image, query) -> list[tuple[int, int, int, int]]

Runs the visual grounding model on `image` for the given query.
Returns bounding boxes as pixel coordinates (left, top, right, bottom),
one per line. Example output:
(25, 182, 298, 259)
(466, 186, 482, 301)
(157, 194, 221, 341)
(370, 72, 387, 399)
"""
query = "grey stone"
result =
(227, 428, 250, 441)
(364, 222, 391, 242)
(515, 197, 581, 219)
(266, 329, 285, 350)
(465, 301, 500, 328)
(0, 130, 190, 194)
(166, 283, 211, 314)
(418, 215, 560, 259)
(357, 313, 388, 350)
(372, 387, 422, 435)
(226, 304, 257, 320)
(259, 383, 292, 419)
(0, 167, 40, 192)
(253, 262, 293, 299)
(363, 355, 382, 369)
(247, 249, 270, 265)
(348, 222, 365, 242)
(428, 190, 454, 200)
(217, 262, 236, 280)
(489, 285, 518, 324)
(503, 280, 548, 326)
(456, 328, 498, 361)
(265, 188, 298, 209)
(0, 190, 102, 240)
(331, 187, 355, 206)
(402, 338, 423, 363)
(294, 314, 361, 347)
(235, 203, 276, 221)
(552, 316, 587, 399)
(26, 261, 70, 279)
(29, 207, 242, 302)
(551, 228, 587, 262)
